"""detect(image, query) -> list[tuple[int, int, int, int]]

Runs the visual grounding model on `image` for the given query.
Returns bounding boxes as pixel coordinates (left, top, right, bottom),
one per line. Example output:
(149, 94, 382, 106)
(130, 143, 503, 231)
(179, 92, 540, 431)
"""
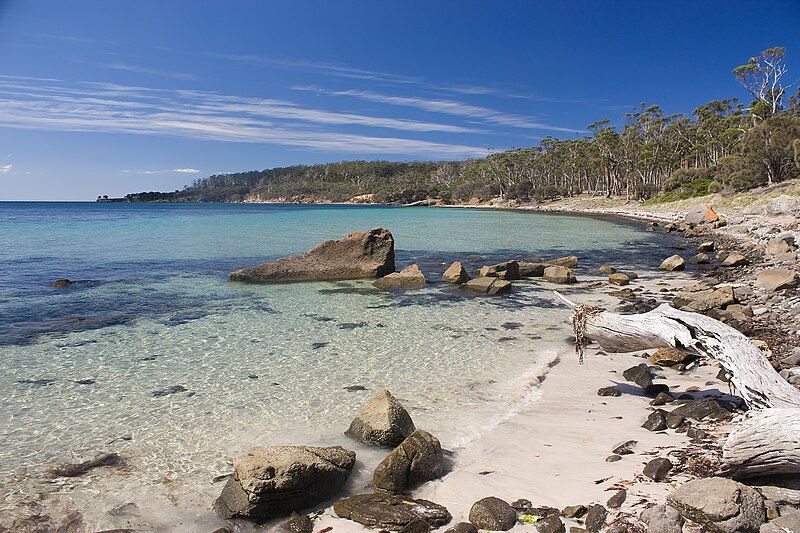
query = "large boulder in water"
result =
(229, 228, 395, 283)
(346, 390, 415, 447)
(213, 445, 356, 520)
(373, 430, 444, 492)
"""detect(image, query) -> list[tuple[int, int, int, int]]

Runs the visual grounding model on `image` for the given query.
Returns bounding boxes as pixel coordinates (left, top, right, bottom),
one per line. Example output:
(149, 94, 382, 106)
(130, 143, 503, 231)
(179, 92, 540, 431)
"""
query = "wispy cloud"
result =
(104, 63, 198, 81)
(295, 86, 582, 133)
(123, 168, 201, 174)
(0, 76, 491, 158)
(0, 164, 12, 173)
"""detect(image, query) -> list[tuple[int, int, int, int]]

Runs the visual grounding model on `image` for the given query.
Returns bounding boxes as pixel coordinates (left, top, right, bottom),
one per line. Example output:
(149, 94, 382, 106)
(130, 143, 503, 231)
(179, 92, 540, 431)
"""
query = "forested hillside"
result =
(121, 47, 800, 205)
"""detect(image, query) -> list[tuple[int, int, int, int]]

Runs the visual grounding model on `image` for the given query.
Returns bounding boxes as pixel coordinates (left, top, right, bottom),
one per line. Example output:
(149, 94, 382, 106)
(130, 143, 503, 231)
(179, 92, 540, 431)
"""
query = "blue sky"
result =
(1, 1, 799, 201)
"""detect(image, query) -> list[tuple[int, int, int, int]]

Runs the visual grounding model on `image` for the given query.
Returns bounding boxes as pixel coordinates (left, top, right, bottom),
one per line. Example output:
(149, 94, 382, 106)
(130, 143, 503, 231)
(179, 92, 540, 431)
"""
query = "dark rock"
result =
(213, 445, 356, 519)
(670, 399, 731, 421)
(334, 493, 451, 531)
(282, 512, 314, 533)
(605, 455, 622, 463)
(644, 383, 671, 397)
(230, 228, 395, 283)
(642, 409, 668, 431)
(611, 440, 637, 455)
(686, 427, 710, 441)
(511, 499, 532, 511)
(597, 386, 622, 397)
(584, 504, 607, 532)
(400, 519, 432, 533)
(442, 262, 470, 284)
(344, 385, 367, 392)
(643, 457, 673, 481)
(52, 279, 73, 288)
(650, 392, 675, 406)
(536, 515, 565, 533)
(561, 505, 588, 518)
(48, 452, 125, 478)
(666, 414, 685, 429)
(444, 522, 479, 533)
(459, 277, 512, 295)
(373, 430, 444, 492)
(607, 490, 627, 509)
(374, 264, 426, 290)
(151, 385, 188, 397)
(469, 497, 517, 531)
(667, 477, 765, 533)
(623, 363, 653, 389)
(347, 389, 415, 447)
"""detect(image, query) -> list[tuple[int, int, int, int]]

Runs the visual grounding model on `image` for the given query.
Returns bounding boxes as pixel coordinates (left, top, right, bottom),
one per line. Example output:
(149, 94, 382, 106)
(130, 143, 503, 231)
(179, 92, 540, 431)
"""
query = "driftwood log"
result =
(555, 292, 800, 479)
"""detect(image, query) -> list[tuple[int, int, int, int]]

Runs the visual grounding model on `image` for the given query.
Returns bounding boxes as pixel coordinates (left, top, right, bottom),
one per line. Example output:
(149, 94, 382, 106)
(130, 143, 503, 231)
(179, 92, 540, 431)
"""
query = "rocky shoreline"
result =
(5, 195, 799, 533)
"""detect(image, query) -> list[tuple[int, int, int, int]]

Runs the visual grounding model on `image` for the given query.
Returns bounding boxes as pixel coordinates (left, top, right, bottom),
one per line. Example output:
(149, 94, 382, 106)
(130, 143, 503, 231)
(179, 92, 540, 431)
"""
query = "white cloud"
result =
(0, 164, 12, 172)
(0, 76, 491, 158)
(173, 168, 200, 173)
(295, 86, 582, 133)
(104, 63, 198, 82)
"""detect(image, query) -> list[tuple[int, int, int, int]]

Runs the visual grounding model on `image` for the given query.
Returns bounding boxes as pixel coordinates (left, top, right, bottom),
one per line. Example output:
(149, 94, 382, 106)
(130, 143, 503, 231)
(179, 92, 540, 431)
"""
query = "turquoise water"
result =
(0, 202, 675, 531)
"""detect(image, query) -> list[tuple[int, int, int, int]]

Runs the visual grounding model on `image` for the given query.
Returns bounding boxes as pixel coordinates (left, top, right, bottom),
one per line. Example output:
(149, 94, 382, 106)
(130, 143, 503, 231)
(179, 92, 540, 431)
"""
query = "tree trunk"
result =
(555, 293, 800, 479)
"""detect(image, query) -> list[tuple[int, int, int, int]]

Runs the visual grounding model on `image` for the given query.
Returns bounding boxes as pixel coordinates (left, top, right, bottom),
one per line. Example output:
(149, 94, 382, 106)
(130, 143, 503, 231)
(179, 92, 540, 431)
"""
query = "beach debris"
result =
(346, 389, 415, 447)
(373, 429, 444, 493)
(374, 264, 427, 290)
(459, 277, 512, 295)
(48, 452, 126, 478)
(213, 445, 355, 520)
(442, 261, 470, 284)
(643, 458, 673, 481)
(584, 504, 607, 532)
(543, 265, 577, 284)
(229, 227, 395, 283)
(659, 255, 685, 271)
(667, 477, 765, 533)
(333, 493, 451, 530)
(469, 497, 517, 531)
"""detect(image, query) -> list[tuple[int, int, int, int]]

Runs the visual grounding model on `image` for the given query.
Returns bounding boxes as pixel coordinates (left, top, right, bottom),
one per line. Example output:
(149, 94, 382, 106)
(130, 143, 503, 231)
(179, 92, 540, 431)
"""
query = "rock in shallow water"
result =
(333, 493, 451, 531)
(373, 429, 444, 492)
(660, 255, 685, 271)
(543, 265, 576, 284)
(213, 445, 355, 520)
(346, 389, 415, 447)
(442, 261, 470, 284)
(374, 264, 426, 290)
(459, 277, 512, 295)
(229, 228, 395, 283)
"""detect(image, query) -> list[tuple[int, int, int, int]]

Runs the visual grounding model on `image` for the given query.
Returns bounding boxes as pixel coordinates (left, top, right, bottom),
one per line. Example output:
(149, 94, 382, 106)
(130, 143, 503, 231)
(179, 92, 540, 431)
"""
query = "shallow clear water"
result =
(0, 202, 677, 530)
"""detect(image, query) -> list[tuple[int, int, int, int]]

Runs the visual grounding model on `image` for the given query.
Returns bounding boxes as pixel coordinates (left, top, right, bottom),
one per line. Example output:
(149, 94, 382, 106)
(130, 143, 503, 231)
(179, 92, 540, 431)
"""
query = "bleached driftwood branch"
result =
(555, 292, 800, 478)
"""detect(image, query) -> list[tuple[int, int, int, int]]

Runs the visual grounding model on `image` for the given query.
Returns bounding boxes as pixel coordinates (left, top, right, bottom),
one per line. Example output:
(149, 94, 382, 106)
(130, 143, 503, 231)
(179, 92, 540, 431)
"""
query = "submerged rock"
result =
(546, 255, 578, 268)
(333, 493, 451, 531)
(373, 430, 444, 492)
(442, 262, 470, 284)
(667, 477, 765, 533)
(469, 497, 517, 531)
(213, 445, 356, 520)
(51, 278, 73, 288)
(459, 277, 512, 295)
(48, 452, 126, 478)
(374, 264, 426, 290)
(229, 228, 395, 283)
(347, 390, 415, 447)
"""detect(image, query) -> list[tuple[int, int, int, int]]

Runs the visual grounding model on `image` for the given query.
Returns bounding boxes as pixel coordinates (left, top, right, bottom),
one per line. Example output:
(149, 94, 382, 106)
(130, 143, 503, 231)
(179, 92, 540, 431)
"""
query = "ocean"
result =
(0, 202, 678, 530)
